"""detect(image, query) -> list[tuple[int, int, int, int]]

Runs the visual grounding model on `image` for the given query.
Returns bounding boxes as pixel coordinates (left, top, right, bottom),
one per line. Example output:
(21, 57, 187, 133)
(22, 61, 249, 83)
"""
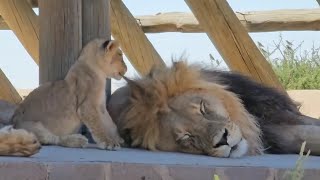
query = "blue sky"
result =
(0, 0, 319, 91)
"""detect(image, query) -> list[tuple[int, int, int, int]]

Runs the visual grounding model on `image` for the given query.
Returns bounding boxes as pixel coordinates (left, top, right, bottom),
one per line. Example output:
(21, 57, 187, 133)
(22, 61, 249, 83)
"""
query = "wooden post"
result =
(110, 0, 166, 76)
(0, 0, 39, 64)
(39, 0, 82, 84)
(317, 0, 320, 6)
(185, 0, 284, 91)
(0, 69, 22, 104)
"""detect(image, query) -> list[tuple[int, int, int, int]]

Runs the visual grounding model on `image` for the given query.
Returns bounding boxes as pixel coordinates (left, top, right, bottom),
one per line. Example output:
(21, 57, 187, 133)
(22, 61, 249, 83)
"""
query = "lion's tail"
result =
(0, 125, 41, 157)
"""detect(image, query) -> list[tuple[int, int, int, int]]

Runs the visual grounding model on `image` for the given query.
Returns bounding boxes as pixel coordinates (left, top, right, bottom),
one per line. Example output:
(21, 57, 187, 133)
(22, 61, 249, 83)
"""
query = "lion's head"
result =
(78, 38, 127, 80)
(108, 61, 263, 158)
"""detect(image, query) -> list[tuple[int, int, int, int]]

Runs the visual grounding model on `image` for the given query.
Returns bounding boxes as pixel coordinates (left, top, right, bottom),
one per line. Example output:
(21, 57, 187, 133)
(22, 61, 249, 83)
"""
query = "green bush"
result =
(209, 35, 320, 90)
(257, 35, 320, 90)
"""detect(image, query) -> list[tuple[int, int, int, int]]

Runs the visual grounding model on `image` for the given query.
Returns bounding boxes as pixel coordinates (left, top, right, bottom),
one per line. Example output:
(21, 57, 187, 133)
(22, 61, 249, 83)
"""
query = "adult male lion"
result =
(108, 61, 320, 158)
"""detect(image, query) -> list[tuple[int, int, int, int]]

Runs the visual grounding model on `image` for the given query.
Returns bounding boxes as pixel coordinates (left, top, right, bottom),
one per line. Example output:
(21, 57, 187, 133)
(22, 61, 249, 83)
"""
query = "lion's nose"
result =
(214, 129, 229, 148)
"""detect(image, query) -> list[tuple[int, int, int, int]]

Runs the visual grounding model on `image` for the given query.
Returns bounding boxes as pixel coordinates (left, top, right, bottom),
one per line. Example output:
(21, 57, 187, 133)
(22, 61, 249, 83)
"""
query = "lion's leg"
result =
(264, 124, 320, 155)
(79, 105, 123, 150)
(17, 121, 60, 145)
(58, 134, 88, 148)
(17, 121, 88, 148)
(297, 115, 320, 126)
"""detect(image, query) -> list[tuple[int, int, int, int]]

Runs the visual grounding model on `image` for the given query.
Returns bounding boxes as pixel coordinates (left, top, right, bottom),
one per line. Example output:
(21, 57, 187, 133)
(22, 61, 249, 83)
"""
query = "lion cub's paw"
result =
(97, 136, 124, 151)
(59, 134, 88, 148)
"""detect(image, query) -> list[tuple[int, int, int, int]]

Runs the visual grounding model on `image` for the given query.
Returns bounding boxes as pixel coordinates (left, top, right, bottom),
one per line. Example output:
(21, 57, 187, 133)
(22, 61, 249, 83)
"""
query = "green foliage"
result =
(213, 174, 220, 180)
(212, 142, 310, 180)
(209, 34, 320, 90)
(257, 35, 320, 90)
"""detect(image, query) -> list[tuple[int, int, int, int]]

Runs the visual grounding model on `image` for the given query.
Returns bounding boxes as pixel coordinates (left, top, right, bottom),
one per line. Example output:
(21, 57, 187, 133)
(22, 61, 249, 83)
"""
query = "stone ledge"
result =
(0, 146, 320, 180)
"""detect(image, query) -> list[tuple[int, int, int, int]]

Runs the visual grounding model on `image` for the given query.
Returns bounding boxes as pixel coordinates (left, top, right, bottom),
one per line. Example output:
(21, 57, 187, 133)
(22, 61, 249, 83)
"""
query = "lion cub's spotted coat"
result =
(8, 38, 127, 155)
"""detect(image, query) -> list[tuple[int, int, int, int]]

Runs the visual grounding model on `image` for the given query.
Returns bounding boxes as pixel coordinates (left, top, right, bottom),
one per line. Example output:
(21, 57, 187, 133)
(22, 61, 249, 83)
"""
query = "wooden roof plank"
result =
(0, 0, 39, 64)
(185, 0, 284, 91)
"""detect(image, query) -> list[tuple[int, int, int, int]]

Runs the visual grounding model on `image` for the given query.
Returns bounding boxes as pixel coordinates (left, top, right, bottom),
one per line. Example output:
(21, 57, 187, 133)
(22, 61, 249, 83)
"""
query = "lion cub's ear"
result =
(103, 40, 119, 54)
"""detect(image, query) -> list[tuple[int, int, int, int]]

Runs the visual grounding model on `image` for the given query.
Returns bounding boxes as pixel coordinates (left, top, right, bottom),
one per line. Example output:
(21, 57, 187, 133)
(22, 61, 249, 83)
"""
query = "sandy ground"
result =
(17, 89, 320, 118)
(287, 90, 320, 119)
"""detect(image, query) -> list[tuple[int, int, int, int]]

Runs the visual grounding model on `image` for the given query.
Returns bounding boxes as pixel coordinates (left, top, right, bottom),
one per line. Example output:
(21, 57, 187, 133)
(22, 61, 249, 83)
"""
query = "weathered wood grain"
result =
(185, 0, 284, 91)
(2, 9, 320, 33)
(110, 0, 165, 76)
(0, 69, 22, 104)
(39, 0, 82, 84)
(0, 0, 39, 63)
(136, 9, 320, 33)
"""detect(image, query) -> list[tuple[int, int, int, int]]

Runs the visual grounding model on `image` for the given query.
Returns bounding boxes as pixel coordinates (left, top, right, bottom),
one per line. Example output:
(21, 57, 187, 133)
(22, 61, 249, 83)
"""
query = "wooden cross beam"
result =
(0, 69, 22, 104)
(110, 0, 165, 76)
(185, 0, 284, 91)
(0, 0, 39, 64)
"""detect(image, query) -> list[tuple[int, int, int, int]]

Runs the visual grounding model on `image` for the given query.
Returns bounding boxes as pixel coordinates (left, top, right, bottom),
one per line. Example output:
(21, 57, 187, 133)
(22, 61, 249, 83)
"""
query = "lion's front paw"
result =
(59, 134, 88, 148)
(96, 135, 124, 150)
(0, 126, 41, 157)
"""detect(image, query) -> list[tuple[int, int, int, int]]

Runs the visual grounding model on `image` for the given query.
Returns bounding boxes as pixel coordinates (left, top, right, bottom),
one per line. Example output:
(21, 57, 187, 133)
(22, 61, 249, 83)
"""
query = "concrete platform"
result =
(1, 146, 320, 180)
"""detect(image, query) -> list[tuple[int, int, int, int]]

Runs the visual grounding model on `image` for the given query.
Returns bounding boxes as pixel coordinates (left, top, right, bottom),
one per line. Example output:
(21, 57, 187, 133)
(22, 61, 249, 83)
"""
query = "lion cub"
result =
(12, 38, 127, 150)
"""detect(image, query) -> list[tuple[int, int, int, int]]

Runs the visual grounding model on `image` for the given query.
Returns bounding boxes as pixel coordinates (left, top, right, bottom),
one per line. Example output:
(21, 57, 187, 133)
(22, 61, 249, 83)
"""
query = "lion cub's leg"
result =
(17, 121, 88, 148)
(59, 134, 88, 148)
(79, 105, 123, 150)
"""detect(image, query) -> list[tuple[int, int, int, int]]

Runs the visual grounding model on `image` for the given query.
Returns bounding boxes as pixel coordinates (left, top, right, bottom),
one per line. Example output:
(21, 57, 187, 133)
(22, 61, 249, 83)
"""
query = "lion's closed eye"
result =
(200, 100, 210, 116)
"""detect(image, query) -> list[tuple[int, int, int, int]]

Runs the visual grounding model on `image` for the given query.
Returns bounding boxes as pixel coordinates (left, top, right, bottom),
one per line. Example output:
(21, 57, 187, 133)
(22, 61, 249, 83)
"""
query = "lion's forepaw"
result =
(59, 134, 88, 148)
(96, 135, 124, 151)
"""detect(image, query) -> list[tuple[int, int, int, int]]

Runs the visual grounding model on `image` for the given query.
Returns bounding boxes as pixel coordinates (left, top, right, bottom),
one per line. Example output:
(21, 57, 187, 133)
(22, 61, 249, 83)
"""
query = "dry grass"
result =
(213, 174, 220, 180)
(282, 141, 311, 180)
(212, 142, 311, 180)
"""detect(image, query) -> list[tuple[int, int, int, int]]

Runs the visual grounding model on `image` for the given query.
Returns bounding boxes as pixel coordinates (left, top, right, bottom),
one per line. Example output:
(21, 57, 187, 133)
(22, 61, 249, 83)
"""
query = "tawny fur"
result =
(11, 38, 127, 152)
(109, 60, 320, 157)
(109, 62, 263, 157)
(0, 125, 41, 157)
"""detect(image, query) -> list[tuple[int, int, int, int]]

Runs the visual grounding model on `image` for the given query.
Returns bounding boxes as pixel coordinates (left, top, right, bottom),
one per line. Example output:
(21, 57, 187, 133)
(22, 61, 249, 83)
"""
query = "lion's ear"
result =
(103, 40, 119, 54)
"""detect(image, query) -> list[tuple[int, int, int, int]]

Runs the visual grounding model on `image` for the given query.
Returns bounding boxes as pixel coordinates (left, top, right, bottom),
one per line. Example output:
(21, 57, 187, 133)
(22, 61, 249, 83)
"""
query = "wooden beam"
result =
(0, 0, 39, 64)
(26, 0, 38, 7)
(185, 0, 284, 91)
(82, 0, 110, 45)
(317, 0, 320, 6)
(0, 69, 22, 104)
(39, 0, 82, 84)
(2, 8, 320, 33)
(0, 17, 9, 29)
(136, 9, 320, 33)
(110, 0, 165, 76)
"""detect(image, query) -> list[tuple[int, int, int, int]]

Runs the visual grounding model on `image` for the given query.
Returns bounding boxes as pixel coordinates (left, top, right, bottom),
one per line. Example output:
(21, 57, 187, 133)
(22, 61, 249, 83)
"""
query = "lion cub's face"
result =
(158, 91, 248, 158)
(103, 40, 127, 80)
(81, 38, 127, 80)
